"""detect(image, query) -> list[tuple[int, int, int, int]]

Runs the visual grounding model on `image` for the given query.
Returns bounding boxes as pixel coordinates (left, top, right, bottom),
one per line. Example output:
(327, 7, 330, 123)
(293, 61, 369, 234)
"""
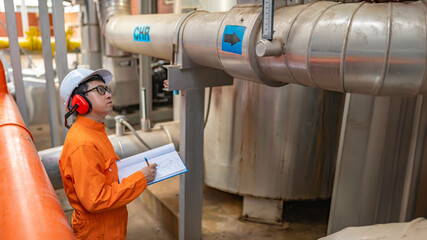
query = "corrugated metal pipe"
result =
(97, 0, 426, 96)
(0, 60, 74, 239)
(95, 0, 132, 57)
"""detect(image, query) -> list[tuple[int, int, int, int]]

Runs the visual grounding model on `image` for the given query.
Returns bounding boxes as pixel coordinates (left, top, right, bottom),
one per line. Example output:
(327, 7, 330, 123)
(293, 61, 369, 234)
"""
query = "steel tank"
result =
(198, 0, 345, 200)
(204, 80, 344, 200)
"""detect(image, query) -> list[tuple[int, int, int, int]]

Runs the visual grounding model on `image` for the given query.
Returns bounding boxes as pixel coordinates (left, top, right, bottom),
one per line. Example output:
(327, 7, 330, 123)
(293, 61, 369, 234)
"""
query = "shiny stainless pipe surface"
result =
(97, 0, 185, 60)
(80, 0, 103, 68)
(95, 0, 131, 57)
(100, 0, 427, 96)
(264, 0, 427, 96)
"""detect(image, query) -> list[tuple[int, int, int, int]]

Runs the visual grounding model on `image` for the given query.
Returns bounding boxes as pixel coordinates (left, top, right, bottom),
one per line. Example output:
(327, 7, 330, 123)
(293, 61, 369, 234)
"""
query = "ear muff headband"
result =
(70, 94, 92, 114)
(64, 76, 102, 128)
(64, 105, 77, 129)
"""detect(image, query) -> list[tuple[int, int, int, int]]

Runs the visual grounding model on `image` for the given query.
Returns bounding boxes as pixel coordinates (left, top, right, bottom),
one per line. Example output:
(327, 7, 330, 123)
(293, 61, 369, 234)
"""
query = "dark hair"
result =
(71, 75, 105, 97)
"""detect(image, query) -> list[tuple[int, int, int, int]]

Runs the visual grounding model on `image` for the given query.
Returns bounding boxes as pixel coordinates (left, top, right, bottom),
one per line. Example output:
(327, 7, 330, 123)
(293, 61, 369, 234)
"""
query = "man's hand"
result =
(140, 163, 157, 183)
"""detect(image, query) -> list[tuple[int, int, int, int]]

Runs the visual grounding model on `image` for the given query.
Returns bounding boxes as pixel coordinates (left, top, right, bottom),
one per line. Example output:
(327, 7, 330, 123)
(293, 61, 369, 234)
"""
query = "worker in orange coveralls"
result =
(58, 68, 157, 239)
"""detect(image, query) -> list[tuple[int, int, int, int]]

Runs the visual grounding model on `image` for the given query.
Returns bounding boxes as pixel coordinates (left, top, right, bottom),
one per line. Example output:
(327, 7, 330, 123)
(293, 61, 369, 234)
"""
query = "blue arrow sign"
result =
(222, 25, 246, 55)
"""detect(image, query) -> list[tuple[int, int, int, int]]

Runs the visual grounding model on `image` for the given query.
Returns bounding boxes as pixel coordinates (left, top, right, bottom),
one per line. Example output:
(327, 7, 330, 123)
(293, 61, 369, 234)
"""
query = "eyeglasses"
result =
(82, 85, 112, 95)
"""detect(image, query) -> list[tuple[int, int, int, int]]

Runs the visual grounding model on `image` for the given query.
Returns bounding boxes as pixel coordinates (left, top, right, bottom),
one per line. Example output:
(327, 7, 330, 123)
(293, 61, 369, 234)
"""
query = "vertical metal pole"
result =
(357, 97, 393, 224)
(80, 0, 102, 69)
(4, 0, 29, 126)
(20, 0, 29, 37)
(327, 93, 375, 234)
(179, 88, 205, 240)
(38, 0, 61, 147)
(139, 0, 157, 13)
(400, 95, 424, 221)
(140, 87, 151, 131)
(52, 0, 69, 141)
(139, 56, 152, 122)
(139, 0, 152, 125)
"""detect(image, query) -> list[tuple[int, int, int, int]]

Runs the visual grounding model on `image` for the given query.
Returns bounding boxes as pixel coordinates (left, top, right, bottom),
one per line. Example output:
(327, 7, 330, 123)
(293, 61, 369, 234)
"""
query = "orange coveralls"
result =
(59, 116, 147, 240)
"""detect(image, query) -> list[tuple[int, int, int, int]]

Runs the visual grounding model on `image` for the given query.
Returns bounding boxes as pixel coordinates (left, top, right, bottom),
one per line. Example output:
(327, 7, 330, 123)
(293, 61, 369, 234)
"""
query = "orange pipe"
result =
(0, 60, 6, 94)
(0, 60, 75, 239)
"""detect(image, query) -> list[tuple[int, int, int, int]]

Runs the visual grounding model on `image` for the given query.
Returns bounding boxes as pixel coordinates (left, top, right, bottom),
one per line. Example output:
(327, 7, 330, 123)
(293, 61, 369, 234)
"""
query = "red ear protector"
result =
(70, 94, 92, 114)
(64, 93, 92, 129)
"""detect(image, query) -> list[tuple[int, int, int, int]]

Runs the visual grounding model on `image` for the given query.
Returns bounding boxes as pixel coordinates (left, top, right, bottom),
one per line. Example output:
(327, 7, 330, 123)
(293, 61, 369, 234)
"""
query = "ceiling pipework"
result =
(97, 0, 426, 96)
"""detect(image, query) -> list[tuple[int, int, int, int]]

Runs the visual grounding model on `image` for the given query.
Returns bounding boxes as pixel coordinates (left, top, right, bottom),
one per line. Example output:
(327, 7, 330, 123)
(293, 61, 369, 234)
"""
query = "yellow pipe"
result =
(0, 27, 80, 52)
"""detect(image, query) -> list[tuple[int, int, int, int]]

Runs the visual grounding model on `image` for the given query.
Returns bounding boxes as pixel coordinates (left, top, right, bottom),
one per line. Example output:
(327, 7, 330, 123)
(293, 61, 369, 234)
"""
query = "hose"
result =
(204, 87, 212, 129)
(120, 118, 152, 150)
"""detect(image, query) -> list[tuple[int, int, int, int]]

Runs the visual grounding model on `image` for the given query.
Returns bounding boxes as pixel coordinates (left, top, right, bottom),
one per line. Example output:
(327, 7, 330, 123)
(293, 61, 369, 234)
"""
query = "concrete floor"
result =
(31, 123, 328, 240)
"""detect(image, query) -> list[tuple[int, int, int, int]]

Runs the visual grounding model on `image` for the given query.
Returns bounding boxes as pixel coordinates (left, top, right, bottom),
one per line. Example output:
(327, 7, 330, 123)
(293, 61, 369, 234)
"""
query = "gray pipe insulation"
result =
(39, 122, 179, 190)
(97, 0, 426, 96)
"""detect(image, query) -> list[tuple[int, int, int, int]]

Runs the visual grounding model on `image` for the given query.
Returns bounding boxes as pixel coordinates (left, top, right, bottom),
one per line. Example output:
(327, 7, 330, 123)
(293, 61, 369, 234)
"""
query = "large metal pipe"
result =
(96, 0, 145, 57)
(80, 0, 103, 69)
(0, 60, 74, 239)
(40, 121, 180, 190)
(98, 0, 427, 96)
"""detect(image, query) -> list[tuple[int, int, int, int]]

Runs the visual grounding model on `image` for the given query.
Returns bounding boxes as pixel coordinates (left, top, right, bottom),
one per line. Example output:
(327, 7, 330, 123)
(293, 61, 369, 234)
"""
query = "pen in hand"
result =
(140, 157, 156, 183)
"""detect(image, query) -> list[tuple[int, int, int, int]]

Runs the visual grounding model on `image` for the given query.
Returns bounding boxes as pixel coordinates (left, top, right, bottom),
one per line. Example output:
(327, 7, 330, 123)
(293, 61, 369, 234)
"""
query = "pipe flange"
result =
(217, 5, 285, 87)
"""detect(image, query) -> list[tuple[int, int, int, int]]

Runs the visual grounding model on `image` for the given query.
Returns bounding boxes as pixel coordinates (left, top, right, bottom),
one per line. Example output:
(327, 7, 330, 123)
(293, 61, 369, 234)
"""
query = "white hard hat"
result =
(59, 68, 113, 109)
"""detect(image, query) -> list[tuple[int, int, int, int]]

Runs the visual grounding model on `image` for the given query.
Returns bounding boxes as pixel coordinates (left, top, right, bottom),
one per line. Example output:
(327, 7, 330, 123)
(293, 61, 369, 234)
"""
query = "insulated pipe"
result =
(184, 1, 427, 94)
(96, 0, 140, 57)
(40, 121, 180, 190)
(80, 0, 103, 68)
(0, 60, 74, 239)
(96, 0, 197, 60)
(99, 0, 427, 96)
(107, 14, 184, 60)
(262, 1, 427, 96)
